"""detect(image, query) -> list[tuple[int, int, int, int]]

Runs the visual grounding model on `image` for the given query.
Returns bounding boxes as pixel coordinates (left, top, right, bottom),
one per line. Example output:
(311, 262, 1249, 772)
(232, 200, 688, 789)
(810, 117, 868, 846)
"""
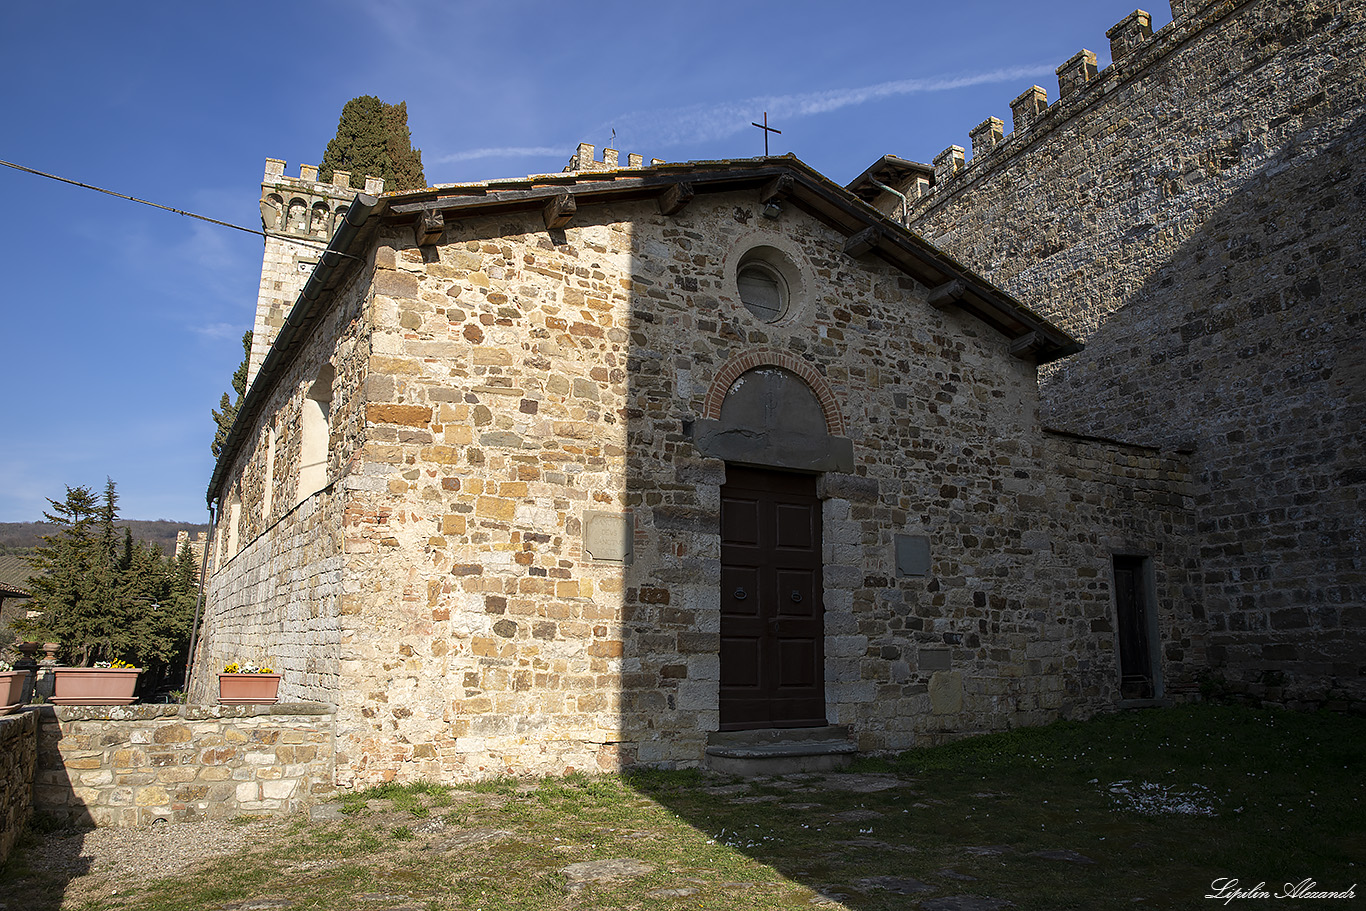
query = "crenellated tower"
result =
(247, 160, 384, 390)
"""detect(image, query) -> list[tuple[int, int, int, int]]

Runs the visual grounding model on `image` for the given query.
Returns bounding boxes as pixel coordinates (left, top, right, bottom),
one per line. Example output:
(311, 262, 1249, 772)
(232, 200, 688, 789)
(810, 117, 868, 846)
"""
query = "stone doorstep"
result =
(704, 741, 859, 760)
(706, 724, 852, 749)
(703, 725, 857, 776)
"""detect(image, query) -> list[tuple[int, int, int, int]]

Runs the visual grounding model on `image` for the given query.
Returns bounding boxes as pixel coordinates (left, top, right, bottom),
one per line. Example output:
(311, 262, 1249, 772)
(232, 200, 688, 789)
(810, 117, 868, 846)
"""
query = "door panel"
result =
(721, 496, 760, 545)
(719, 465, 825, 730)
(1114, 555, 1154, 699)
(775, 568, 816, 617)
(774, 503, 814, 550)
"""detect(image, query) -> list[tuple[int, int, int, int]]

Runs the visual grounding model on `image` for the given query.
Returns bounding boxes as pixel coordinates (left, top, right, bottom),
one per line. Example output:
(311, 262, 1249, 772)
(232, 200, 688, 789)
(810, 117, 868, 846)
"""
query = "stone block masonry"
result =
(31, 703, 334, 828)
(192, 254, 375, 708)
(901, 0, 1366, 709)
(0, 710, 37, 866)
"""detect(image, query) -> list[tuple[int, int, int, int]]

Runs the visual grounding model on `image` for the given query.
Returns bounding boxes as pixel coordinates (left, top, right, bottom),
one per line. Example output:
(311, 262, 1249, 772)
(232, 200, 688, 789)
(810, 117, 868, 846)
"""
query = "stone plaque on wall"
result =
(584, 511, 633, 564)
(895, 534, 931, 576)
(919, 648, 952, 671)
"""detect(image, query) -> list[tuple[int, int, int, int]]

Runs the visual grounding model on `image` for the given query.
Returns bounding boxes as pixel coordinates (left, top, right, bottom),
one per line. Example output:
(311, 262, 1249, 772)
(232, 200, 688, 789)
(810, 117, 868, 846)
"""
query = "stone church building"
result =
(194, 0, 1361, 785)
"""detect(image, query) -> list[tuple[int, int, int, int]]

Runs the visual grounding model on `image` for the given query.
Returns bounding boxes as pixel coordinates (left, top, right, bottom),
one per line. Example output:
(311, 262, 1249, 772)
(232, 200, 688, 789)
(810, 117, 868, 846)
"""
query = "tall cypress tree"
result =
(319, 96, 426, 191)
(211, 330, 251, 458)
(381, 100, 425, 191)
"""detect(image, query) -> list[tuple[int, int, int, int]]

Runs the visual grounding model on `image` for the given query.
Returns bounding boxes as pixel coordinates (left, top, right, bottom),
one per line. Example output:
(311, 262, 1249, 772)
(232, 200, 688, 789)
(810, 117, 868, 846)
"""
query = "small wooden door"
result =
(1114, 555, 1154, 699)
(719, 465, 825, 730)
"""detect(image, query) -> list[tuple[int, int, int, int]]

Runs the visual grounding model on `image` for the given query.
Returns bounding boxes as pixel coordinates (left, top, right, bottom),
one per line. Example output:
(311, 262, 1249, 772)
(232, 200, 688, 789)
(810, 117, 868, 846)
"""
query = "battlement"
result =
(898, 2, 1230, 215)
(262, 159, 385, 196)
(1107, 9, 1155, 60)
(258, 159, 383, 244)
(564, 143, 664, 173)
(173, 530, 209, 566)
(246, 157, 386, 390)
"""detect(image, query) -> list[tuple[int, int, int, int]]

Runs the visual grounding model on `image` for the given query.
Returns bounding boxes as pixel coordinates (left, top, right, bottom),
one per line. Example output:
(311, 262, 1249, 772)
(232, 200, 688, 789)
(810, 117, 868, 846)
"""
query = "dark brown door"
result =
(1114, 555, 1154, 699)
(720, 465, 825, 730)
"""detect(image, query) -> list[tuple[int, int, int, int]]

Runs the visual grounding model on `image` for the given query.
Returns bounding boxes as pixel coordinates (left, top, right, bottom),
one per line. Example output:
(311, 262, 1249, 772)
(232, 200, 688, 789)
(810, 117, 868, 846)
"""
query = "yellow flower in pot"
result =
(219, 662, 282, 705)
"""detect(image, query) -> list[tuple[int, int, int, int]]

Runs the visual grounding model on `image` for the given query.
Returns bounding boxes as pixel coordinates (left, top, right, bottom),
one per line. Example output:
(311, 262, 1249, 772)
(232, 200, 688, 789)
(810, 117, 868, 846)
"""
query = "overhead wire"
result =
(0, 157, 361, 257)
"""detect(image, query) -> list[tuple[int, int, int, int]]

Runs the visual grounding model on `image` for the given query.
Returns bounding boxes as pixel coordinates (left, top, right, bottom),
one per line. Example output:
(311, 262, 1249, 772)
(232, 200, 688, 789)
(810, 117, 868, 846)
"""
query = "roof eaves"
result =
(206, 193, 384, 505)
(388, 155, 1078, 362)
(845, 155, 934, 203)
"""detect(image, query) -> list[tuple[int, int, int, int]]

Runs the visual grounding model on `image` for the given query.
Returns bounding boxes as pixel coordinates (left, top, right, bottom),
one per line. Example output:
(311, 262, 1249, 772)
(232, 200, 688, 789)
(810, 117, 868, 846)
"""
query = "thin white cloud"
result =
(431, 146, 569, 165)
(430, 64, 1052, 164)
(625, 65, 1055, 147)
(192, 321, 246, 340)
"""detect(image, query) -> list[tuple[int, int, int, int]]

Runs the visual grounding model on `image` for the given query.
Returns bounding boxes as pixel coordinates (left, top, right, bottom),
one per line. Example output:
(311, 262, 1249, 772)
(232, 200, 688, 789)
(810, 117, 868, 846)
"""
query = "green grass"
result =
(339, 779, 454, 817)
(5, 704, 1362, 911)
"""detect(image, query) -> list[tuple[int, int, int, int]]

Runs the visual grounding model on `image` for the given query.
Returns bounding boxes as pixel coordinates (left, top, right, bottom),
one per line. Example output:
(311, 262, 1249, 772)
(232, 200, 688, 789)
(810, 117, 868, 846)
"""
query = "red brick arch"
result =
(703, 348, 846, 437)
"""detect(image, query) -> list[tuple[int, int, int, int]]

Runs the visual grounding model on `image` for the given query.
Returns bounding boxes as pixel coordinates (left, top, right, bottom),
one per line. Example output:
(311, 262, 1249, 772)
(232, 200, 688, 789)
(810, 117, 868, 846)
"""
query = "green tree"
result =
(16, 481, 199, 684)
(16, 486, 101, 659)
(19, 483, 127, 665)
(124, 539, 198, 677)
(319, 95, 426, 191)
(211, 330, 251, 458)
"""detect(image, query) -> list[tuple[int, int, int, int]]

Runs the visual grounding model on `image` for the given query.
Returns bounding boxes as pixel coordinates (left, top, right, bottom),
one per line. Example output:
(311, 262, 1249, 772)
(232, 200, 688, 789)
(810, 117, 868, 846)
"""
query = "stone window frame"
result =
(723, 231, 814, 329)
(298, 364, 335, 504)
(262, 424, 277, 522)
(736, 256, 789, 322)
(220, 487, 242, 570)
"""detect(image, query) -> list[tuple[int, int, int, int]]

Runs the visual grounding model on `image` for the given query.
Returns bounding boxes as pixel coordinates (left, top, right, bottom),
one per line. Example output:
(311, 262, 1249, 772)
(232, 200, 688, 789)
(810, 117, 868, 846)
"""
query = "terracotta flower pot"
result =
(0, 671, 26, 715)
(50, 667, 141, 705)
(219, 673, 281, 705)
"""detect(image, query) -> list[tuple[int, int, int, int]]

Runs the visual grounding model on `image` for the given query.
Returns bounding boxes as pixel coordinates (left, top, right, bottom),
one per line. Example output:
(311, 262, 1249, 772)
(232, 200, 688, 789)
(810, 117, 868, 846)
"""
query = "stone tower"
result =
(247, 160, 384, 390)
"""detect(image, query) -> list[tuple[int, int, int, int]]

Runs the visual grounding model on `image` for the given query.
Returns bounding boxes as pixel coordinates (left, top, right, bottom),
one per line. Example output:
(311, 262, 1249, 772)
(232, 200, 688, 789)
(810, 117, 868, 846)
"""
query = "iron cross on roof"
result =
(751, 112, 781, 156)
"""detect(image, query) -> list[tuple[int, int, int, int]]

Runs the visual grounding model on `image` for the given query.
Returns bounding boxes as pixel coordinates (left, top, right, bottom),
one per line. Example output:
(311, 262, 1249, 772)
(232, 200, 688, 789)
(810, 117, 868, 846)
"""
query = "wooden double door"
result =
(719, 465, 826, 730)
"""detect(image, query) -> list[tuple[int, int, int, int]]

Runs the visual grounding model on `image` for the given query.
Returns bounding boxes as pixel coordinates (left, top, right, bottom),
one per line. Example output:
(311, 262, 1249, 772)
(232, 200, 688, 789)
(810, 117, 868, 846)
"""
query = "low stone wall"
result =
(33, 703, 335, 827)
(0, 710, 37, 865)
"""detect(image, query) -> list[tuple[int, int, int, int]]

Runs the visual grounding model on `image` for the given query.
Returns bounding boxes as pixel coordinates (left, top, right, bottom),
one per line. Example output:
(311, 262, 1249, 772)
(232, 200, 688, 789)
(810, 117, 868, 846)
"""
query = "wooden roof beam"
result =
(760, 174, 795, 205)
(927, 279, 966, 310)
(1009, 331, 1043, 359)
(413, 208, 444, 246)
(843, 226, 883, 258)
(657, 181, 695, 216)
(543, 191, 576, 230)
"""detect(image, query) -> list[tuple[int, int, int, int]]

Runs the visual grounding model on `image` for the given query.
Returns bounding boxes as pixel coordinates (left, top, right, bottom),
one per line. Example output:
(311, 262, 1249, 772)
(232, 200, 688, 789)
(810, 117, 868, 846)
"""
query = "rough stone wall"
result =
(0, 710, 36, 865)
(196, 494, 346, 704)
(196, 252, 375, 705)
(903, 0, 1365, 707)
(1044, 432, 1204, 702)
(327, 187, 1196, 781)
(32, 704, 334, 827)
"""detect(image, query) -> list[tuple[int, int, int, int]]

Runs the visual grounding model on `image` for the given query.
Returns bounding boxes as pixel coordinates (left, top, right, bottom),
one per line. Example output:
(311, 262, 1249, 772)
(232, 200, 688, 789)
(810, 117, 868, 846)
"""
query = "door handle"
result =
(733, 588, 747, 601)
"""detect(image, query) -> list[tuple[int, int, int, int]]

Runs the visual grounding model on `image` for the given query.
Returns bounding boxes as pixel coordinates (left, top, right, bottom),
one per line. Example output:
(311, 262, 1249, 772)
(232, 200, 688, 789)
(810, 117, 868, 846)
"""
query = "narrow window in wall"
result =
(226, 493, 242, 559)
(262, 427, 276, 521)
(298, 365, 334, 504)
(213, 509, 225, 573)
(1113, 555, 1160, 700)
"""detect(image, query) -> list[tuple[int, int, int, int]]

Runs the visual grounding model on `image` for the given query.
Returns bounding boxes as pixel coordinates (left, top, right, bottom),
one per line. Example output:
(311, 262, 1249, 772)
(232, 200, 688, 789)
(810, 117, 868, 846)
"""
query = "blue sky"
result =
(0, 0, 1168, 522)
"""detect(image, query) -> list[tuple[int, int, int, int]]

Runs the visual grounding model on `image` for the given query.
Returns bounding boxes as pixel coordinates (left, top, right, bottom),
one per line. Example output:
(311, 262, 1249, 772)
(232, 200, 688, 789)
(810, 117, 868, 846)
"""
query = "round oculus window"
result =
(736, 261, 787, 322)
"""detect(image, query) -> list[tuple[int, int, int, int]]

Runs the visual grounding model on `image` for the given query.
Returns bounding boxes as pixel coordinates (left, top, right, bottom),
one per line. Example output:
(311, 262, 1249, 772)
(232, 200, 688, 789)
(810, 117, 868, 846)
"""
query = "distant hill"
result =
(0, 520, 210, 557)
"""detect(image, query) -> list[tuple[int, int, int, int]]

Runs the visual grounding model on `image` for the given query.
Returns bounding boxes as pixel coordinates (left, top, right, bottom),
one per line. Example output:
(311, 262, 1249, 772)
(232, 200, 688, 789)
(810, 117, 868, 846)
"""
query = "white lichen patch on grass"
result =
(1104, 780, 1219, 816)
